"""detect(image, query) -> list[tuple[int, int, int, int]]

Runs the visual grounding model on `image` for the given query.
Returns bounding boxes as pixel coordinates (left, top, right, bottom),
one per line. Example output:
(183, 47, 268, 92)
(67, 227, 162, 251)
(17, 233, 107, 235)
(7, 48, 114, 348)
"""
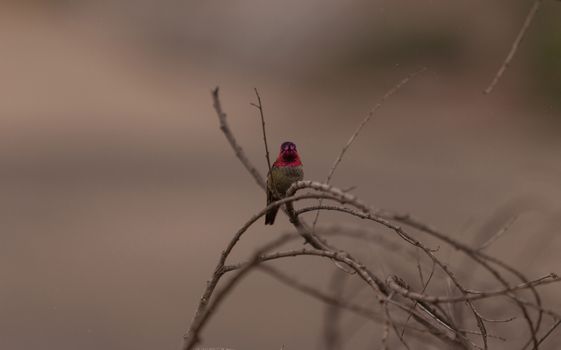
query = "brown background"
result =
(1, 1, 561, 349)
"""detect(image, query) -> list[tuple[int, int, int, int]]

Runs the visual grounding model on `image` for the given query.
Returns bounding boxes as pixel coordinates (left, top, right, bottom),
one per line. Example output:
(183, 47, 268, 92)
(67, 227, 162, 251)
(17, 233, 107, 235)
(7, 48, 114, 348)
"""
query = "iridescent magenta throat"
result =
(274, 152, 302, 167)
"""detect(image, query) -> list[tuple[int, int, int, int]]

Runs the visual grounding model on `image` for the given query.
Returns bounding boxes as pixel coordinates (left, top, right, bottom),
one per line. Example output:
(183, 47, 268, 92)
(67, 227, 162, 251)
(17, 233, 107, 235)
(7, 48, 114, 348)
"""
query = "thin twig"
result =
(251, 88, 275, 192)
(324, 67, 427, 185)
(384, 292, 411, 350)
(386, 273, 560, 304)
(323, 268, 347, 350)
(312, 67, 427, 230)
(484, 0, 542, 94)
(477, 215, 518, 251)
(415, 249, 426, 287)
(381, 315, 391, 350)
(402, 259, 437, 338)
(212, 87, 267, 190)
(536, 318, 561, 348)
(182, 234, 294, 350)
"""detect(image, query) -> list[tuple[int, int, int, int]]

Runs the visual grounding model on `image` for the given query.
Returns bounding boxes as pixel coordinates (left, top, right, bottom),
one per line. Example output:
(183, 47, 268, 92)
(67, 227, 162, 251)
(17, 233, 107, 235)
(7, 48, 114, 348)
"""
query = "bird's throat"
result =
(275, 157, 302, 167)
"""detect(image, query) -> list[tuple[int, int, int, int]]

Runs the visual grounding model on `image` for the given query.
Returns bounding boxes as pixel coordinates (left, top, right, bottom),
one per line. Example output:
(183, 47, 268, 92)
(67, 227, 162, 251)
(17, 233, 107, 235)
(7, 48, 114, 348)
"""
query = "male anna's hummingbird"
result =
(265, 141, 304, 225)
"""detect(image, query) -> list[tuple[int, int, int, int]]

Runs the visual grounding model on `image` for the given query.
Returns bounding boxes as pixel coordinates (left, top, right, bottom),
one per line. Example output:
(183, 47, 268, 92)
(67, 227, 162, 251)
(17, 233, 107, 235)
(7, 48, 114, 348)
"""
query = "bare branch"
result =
(322, 268, 347, 350)
(380, 211, 544, 348)
(384, 293, 411, 350)
(484, 0, 542, 94)
(401, 259, 436, 338)
(325, 67, 427, 185)
(181, 192, 342, 349)
(477, 215, 518, 251)
(534, 318, 561, 348)
(251, 88, 275, 191)
(381, 315, 391, 350)
(182, 234, 294, 350)
(386, 273, 560, 304)
(312, 68, 426, 230)
(212, 87, 266, 190)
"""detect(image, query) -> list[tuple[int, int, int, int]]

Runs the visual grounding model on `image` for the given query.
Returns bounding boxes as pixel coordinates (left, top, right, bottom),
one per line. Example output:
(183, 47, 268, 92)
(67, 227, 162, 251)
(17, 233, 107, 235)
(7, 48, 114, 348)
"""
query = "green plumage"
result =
(265, 165, 304, 225)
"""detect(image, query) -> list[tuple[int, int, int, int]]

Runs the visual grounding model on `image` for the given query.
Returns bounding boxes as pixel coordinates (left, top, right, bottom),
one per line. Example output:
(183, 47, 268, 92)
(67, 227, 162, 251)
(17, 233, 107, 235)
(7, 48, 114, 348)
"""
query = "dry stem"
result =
(484, 0, 542, 94)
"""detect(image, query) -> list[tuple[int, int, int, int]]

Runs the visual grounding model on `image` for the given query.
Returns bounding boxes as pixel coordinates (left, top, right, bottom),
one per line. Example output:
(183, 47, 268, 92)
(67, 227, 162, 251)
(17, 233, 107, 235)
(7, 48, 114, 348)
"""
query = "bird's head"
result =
(275, 141, 302, 166)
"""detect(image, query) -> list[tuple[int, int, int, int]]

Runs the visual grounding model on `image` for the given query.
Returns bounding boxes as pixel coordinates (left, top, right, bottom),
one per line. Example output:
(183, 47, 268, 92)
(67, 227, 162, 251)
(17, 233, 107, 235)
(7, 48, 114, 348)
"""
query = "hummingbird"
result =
(265, 141, 304, 225)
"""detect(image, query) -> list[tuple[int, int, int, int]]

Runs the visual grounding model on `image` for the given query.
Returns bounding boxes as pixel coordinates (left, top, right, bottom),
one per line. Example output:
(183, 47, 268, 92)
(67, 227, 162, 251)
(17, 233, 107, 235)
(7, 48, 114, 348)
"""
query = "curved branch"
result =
(212, 87, 266, 190)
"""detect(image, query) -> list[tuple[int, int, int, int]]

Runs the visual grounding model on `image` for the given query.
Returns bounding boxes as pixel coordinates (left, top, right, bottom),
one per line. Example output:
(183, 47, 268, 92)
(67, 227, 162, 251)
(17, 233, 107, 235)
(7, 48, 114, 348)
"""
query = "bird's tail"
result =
(265, 205, 279, 225)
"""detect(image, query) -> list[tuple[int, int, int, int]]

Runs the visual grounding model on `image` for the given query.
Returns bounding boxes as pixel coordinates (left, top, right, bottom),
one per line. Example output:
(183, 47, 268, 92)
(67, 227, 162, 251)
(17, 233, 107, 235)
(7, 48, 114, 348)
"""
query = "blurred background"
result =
(1, 1, 561, 349)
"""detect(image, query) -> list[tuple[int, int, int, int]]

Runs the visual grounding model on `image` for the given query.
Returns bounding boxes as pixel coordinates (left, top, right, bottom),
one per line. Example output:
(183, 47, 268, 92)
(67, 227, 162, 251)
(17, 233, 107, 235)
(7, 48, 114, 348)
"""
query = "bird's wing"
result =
(266, 170, 275, 205)
(267, 183, 274, 206)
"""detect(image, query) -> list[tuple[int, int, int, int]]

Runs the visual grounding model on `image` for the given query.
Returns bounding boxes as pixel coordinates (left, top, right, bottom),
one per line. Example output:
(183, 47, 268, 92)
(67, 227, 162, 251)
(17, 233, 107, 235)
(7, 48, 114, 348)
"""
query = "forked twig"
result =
(250, 88, 274, 189)
(212, 87, 266, 190)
